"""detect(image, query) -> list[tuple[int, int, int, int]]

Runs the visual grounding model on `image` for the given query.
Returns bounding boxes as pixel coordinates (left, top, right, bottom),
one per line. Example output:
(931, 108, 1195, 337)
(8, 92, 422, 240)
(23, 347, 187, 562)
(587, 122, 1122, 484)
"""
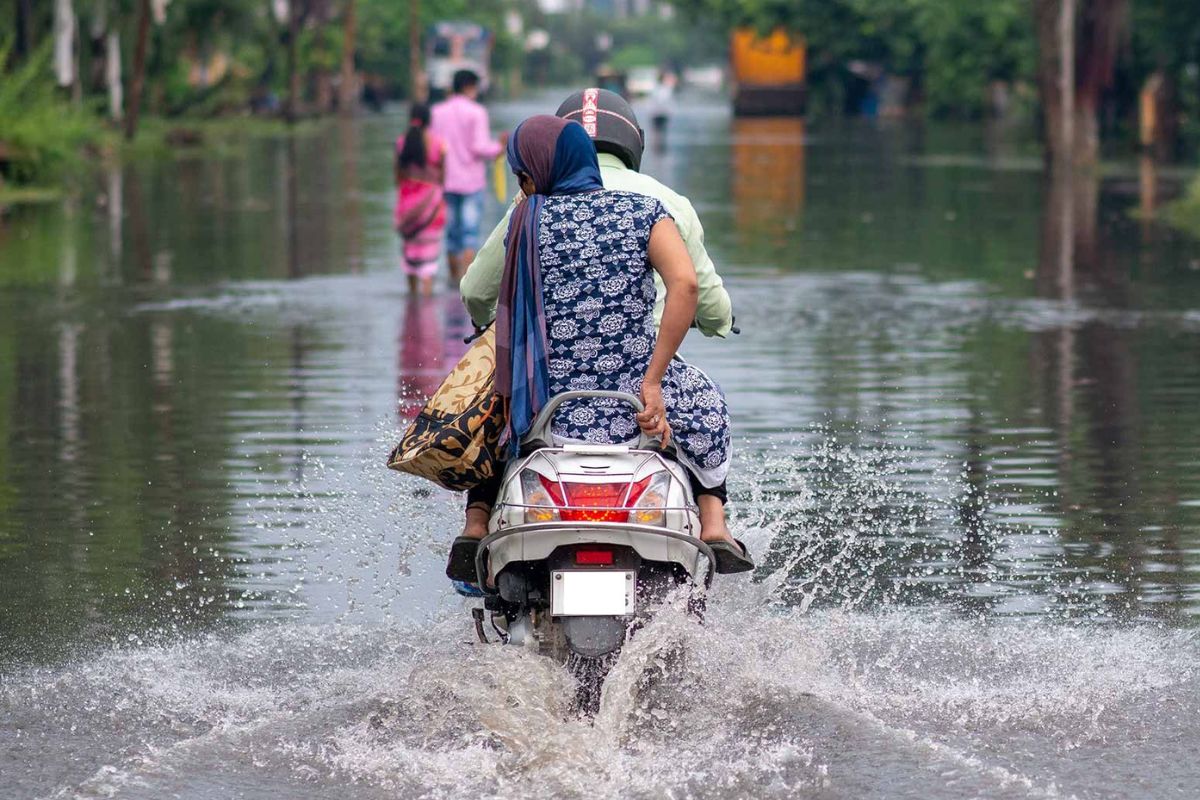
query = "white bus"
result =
(426, 21, 493, 101)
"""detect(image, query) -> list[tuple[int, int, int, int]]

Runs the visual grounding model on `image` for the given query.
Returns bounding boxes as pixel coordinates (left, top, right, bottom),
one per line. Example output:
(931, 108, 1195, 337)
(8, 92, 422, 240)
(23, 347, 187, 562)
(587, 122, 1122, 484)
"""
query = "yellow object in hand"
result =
(493, 156, 507, 204)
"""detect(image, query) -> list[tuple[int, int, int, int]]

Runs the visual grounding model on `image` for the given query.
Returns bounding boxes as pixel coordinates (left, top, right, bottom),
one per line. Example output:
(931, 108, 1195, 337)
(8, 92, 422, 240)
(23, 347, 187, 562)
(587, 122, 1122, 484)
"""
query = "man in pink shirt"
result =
(430, 70, 507, 282)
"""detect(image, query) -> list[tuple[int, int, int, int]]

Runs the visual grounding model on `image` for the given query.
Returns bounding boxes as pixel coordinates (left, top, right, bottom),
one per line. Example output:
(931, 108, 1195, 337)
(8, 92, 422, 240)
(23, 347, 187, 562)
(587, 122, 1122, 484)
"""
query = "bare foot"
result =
(696, 495, 738, 547)
(461, 505, 489, 539)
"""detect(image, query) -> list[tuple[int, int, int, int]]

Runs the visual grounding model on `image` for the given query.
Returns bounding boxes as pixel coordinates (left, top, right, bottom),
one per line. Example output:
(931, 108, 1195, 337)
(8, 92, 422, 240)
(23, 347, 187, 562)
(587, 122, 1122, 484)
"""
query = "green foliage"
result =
(608, 45, 658, 71)
(1160, 173, 1200, 238)
(524, 7, 725, 88)
(1129, 0, 1200, 148)
(673, 0, 1035, 119)
(0, 0, 528, 190)
(356, 0, 519, 91)
(0, 40, 103, 186)
(910, 0, 1033, 117)
(2, 0, 1199, 166)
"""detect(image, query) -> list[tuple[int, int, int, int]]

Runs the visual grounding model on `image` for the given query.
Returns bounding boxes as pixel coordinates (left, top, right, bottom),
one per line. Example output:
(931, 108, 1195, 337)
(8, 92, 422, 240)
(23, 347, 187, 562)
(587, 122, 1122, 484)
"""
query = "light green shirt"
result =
(459, 152, 734, 337)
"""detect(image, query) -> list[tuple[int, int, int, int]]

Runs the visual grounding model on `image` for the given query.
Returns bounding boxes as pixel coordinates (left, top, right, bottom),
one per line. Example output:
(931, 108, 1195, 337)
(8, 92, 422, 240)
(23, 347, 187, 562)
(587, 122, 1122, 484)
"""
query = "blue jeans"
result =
(444, 190, 484, 256)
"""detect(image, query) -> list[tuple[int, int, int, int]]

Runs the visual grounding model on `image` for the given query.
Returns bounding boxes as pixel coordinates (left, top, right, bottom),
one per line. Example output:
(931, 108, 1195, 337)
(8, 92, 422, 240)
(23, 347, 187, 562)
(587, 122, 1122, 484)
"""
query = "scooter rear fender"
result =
(479, 522, 714, 588)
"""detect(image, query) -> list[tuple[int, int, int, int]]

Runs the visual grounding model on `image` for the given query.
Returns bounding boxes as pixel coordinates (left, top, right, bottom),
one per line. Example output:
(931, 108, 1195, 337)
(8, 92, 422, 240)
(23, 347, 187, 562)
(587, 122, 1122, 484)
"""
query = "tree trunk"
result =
(286, 0, 301, 123)
(1034, 0, 1074, 168)
(1034, 0, 1127, 168)
(338, 0, 357, 114)
(53, 0, 78, 91)
(124, 0, 151, 140)
(88, 0, 106, 92)
(409, 0, 424, 101)
(106, 31, 123, 121)
(1073, 0, 1127, 165)
(310, 1, 336, 114)
(87, 0, 124, 117)
(315, 71, 334, 113)
(15, 0, 35, 59)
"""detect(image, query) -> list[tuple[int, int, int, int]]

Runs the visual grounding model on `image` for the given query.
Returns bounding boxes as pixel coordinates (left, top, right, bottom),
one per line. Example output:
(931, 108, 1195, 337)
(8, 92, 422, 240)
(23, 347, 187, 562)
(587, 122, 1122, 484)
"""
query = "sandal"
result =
(707, 538, 754, 574)
(446, 536, 483, 583)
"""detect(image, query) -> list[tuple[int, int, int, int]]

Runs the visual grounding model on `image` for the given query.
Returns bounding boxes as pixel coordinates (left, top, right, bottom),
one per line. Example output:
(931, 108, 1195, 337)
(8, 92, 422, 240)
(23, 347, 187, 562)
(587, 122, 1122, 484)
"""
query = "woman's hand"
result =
(636, 380, 671, 448)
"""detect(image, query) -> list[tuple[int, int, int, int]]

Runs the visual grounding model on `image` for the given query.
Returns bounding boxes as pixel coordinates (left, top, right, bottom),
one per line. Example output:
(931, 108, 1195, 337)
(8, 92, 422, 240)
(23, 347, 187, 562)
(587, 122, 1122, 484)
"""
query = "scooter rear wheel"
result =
(567, 651, 618, 716)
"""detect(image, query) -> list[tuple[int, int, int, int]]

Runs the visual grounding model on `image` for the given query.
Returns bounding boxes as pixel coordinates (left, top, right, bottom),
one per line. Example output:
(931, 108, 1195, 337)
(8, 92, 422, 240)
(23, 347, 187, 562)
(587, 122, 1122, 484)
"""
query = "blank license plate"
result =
(551, 570, 636, 616)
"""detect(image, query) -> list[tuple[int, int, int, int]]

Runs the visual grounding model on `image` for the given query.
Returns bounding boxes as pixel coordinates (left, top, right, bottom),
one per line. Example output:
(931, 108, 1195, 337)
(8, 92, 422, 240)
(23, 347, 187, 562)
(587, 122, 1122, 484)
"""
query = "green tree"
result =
(0, 39, 99, 187)
(672, 0, 1033, 118)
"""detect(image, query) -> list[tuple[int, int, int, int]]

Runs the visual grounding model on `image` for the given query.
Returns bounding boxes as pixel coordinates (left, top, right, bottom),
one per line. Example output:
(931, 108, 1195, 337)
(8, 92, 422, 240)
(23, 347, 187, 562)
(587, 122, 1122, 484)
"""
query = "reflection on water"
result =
(1026, 168, 1197, 618)
(397, 295, 469, 419)
(730, 117, 805, 255)
(3, 99, 1200, 798)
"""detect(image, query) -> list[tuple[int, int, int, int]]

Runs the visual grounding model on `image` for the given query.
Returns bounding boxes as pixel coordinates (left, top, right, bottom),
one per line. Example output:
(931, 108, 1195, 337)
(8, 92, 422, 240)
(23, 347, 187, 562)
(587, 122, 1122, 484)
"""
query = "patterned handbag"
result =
(387, 326, 507, 491)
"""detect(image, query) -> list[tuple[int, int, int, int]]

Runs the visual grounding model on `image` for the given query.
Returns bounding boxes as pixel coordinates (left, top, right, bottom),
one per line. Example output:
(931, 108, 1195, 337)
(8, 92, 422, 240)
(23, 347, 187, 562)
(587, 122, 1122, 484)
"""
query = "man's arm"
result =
(672, 195, 733, 338)
(469, 107, 504, 160)
(459, 202, 515, 326)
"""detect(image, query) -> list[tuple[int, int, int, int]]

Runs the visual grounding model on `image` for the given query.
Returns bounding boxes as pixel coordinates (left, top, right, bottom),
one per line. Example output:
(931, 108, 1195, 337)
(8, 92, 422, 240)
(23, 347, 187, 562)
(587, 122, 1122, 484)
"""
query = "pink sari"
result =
(395, 132, 447, 279)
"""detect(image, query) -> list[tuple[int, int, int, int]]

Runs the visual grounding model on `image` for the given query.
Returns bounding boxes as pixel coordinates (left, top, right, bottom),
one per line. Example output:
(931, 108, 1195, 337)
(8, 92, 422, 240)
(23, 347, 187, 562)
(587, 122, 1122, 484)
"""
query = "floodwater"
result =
(3, 95, 1200, 798)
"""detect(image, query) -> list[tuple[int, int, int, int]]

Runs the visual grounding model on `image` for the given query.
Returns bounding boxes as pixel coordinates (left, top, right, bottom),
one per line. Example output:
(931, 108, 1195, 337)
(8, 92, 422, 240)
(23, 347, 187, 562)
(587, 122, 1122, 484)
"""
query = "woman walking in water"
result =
(395, 103, 447, 296)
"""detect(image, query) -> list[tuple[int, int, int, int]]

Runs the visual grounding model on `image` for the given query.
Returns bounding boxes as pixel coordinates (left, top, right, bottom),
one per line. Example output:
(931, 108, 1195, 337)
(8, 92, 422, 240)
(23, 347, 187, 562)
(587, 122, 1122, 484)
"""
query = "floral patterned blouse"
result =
(540, 189, 730, 487)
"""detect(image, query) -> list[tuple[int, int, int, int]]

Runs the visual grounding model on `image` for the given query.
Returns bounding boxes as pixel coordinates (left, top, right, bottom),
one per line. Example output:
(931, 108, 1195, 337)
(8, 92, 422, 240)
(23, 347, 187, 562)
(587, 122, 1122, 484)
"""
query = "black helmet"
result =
(556, 88, 645, 172)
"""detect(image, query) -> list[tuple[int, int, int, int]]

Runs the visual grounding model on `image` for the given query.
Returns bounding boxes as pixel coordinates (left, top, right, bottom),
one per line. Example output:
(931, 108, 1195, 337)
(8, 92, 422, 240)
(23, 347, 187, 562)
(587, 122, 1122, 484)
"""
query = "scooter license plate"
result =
(551, 570, 636, 616)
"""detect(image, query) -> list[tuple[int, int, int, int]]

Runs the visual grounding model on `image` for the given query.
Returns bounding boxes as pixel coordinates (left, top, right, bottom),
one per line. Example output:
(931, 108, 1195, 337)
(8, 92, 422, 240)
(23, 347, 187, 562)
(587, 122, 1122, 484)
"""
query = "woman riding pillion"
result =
(452, 89, 744, 569)
(445, 115, 752, 580)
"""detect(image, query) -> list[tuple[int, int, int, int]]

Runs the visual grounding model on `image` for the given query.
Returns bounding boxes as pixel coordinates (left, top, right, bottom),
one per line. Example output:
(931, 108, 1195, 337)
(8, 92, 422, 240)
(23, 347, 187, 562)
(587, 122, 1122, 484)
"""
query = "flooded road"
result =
(2, 96, 1200, 798)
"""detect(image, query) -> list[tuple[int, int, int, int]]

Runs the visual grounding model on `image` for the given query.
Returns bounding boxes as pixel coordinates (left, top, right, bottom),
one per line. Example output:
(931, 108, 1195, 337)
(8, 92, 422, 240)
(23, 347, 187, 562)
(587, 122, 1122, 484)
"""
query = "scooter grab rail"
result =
(522, 390, 674, 456)
(473, 523, 717, 593)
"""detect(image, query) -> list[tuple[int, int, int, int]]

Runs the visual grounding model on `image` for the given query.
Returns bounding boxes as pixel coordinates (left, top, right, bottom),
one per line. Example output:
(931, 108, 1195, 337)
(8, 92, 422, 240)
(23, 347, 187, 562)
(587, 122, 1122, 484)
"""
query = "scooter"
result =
(464, 390, 717, 713)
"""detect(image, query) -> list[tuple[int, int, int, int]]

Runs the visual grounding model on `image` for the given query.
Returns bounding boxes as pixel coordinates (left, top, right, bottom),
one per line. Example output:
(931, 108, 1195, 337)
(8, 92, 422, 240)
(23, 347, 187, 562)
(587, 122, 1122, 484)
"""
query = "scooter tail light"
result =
(557, 479, 630, 522)
(520, 469, 561, 523)
(629, 471, 671, 526)
(522, 473, 668, 525)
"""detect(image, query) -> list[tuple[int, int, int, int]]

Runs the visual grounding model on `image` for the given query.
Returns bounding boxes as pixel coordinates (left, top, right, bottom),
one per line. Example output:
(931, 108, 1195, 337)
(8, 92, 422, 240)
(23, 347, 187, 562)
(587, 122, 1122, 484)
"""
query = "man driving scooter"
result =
(449, 88, 748, 581)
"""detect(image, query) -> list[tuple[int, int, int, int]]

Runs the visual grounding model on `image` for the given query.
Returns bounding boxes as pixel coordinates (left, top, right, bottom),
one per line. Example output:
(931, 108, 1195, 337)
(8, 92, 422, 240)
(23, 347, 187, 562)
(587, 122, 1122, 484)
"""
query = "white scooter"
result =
(464, 390, 718, 713)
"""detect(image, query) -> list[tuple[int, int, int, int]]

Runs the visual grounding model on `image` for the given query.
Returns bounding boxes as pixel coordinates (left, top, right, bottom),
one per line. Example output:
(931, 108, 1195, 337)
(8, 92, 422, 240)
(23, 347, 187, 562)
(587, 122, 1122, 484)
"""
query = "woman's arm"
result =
(638, 217, 699, 446)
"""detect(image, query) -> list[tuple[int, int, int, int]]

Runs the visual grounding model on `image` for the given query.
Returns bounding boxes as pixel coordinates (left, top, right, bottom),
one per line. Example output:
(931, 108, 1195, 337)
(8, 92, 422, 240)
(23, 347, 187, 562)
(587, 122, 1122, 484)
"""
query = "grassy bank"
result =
(123, 115, 328, 156)
(0, 185, 61, 206)
(1160, 173, 1200, 238)
(0, 38, 338, 208)
(0, 44, 102, 198)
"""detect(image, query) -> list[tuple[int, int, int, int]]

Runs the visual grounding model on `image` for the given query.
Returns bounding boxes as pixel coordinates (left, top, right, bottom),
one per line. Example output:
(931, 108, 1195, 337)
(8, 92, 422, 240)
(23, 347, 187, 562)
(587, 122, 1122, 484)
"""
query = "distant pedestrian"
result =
(649, 70, 677, 134)
(430, 69, 507, 284)
(395, 103, 447, 296)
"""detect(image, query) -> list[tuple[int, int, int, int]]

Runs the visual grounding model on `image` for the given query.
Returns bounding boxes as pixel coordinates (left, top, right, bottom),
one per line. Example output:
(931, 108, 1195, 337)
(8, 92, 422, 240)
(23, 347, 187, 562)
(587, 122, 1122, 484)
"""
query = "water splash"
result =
(5, 607, 1195, 799)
